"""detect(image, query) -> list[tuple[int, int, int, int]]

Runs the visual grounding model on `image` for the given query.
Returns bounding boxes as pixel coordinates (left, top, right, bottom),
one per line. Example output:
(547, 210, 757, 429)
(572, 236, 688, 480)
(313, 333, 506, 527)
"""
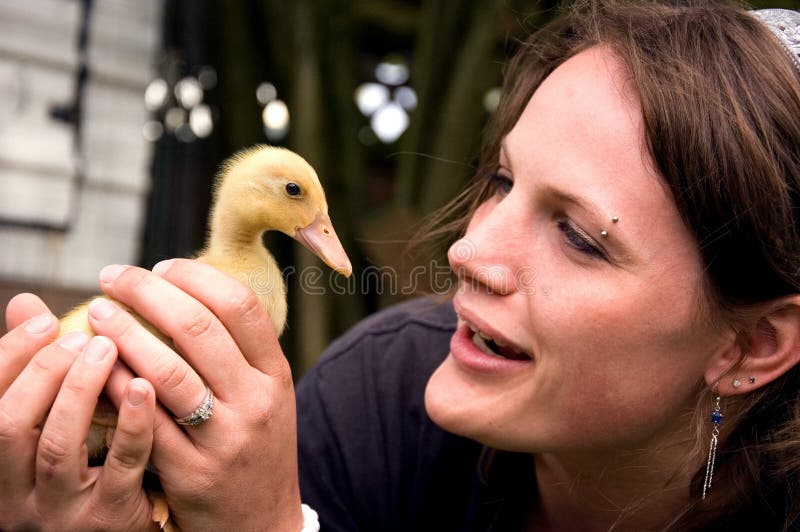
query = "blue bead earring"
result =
(702, 395, 722, 500)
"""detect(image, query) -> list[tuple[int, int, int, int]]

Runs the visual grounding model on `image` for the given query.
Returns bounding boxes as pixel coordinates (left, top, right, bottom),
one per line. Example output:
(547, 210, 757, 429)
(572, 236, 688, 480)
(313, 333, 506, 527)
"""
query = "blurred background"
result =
(0, 0, 795, 376)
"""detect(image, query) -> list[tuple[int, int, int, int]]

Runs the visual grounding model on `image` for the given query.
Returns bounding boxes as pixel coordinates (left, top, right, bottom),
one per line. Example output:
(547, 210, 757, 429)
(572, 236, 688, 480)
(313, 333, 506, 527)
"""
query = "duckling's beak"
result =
(294, 211, 353, 277)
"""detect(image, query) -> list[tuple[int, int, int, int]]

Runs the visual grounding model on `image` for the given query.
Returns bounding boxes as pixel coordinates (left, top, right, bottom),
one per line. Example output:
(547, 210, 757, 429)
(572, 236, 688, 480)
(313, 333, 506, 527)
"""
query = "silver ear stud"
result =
(611, 216, 619, 223)
(600, 230, 608, 237)
(749, 376, 757, 384)
(733, 378, 742, 388)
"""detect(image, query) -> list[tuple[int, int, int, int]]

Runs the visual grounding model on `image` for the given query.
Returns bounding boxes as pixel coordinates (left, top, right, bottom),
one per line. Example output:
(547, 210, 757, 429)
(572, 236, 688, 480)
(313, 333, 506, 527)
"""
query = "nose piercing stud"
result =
(749, 376, 757, 384)
(600, 230, 608, 237)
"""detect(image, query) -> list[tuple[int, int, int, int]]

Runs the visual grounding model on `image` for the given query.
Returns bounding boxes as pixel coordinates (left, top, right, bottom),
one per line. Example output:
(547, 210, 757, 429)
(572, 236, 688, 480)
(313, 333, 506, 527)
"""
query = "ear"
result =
(704, 296, 800, 396)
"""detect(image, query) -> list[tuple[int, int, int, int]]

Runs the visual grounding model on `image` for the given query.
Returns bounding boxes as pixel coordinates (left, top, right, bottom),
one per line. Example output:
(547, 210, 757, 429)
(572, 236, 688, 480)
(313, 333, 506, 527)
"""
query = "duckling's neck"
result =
(205, 206, 268, 258)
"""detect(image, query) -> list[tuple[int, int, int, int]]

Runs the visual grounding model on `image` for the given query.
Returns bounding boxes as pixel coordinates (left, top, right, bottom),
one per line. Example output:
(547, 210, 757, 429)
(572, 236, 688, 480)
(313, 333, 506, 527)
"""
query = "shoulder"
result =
(295, 297, 462, 530)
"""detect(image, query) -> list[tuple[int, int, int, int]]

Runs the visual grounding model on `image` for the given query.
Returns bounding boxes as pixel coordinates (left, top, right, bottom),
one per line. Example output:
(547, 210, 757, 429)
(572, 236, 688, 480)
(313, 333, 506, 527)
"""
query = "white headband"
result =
(753, 9, 800, 75)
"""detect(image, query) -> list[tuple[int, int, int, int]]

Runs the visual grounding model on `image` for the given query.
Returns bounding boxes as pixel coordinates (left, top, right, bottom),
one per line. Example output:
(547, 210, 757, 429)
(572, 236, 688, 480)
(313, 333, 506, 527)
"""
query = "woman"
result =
(2, 0, 800, 530)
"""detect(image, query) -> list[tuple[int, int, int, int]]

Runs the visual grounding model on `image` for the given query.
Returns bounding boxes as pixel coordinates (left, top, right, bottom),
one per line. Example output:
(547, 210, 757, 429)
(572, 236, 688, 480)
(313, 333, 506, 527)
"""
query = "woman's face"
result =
(424, 47, 731, 453)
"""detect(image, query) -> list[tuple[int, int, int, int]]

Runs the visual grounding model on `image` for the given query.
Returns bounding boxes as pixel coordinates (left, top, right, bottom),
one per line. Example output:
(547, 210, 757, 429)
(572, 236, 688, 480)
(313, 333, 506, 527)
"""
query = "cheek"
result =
(529, 275, 715, 442)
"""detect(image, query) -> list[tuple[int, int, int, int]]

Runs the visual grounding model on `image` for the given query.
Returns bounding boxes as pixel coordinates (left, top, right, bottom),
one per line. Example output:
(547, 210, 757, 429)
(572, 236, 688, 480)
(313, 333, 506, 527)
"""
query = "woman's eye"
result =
(488, 173, 513, 196)
(557, 220, 605, 259)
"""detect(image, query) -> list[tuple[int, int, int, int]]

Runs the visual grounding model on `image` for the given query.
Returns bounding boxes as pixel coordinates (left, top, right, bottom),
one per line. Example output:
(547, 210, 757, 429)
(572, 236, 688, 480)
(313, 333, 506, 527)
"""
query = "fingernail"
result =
(84, 336, 111, 363)
(100, 264, 128, 284)
(88, 298, 117, 320)
(58, 331, 90, 351)
(152, 259, 175, 276)
(24, 313, 54, 334)
(128, 382, 148, 406)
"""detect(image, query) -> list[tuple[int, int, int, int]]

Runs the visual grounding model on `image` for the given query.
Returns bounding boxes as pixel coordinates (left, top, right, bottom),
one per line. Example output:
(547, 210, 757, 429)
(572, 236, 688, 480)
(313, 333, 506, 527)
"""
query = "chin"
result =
(424, 355, 514, 448)
(424, 355, 557, 453)
(425, 356, 475, 430)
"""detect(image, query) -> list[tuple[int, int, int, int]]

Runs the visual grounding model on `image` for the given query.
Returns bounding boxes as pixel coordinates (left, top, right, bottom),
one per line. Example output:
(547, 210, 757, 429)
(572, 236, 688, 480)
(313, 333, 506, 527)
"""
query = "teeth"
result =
(460, 313, 528, 359)
(472, 333, 503, 357)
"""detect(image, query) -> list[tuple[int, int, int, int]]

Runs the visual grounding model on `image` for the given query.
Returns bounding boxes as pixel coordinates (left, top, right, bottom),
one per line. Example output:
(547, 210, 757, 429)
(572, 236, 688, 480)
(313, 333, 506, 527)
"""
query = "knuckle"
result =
(37, 433, 70, 473)
(275, 358, 294, 388)
(231, 286, 263, 323)
(106, 446, 142, 472)
(27, 347, 72, 376)
(120, 267, 152, 293)
(251, 393, 277, 428)
(105, 310, 137, 341)
(153, 358, 192, 391)
(62, 378, 90, 398)
(179, 307, 216, 339)
(0, 406, 20, 443)
(29, 351, 56, 374)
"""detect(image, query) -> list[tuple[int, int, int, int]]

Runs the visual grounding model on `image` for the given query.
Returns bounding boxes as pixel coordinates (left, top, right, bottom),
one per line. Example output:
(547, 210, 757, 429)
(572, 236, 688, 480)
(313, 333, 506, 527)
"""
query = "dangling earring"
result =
(702, 395, 722, 500)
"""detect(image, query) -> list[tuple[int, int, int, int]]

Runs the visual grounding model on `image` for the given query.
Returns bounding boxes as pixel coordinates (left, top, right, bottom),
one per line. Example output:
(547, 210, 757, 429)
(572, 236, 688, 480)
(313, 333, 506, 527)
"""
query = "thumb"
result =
(5, 293, 53, 331)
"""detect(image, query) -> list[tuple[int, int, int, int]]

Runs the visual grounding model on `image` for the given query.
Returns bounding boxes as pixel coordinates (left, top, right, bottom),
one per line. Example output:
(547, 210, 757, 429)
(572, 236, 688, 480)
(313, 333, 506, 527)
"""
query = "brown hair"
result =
(419, 0, 800, 529)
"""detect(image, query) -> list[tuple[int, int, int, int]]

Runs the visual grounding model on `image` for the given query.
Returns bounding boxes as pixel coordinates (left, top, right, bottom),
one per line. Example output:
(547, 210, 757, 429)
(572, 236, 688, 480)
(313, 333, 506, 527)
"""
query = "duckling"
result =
(57, 145, 352, 528)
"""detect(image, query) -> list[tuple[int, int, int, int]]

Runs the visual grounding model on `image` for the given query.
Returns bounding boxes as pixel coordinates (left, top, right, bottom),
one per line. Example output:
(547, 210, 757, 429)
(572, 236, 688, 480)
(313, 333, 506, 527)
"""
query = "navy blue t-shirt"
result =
(296, 297, 535, 532)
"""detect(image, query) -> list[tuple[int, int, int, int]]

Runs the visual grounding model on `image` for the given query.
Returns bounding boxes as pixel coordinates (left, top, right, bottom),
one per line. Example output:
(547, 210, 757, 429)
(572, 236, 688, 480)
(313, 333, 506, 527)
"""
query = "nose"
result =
(447, 200, 522, 296)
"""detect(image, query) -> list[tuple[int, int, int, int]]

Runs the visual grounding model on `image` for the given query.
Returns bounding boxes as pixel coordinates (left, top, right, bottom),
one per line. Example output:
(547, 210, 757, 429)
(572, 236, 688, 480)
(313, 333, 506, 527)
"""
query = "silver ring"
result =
(174, 385, 214, 426)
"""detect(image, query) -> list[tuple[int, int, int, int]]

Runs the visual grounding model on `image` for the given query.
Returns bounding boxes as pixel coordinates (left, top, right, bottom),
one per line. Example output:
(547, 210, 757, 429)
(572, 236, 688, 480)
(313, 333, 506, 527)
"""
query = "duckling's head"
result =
(211, 145, 352, 276)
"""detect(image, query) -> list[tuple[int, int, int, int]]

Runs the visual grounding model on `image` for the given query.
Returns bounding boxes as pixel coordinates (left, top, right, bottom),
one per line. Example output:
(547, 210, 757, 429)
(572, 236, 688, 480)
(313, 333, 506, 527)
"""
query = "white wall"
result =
(0, 0, 162, 290)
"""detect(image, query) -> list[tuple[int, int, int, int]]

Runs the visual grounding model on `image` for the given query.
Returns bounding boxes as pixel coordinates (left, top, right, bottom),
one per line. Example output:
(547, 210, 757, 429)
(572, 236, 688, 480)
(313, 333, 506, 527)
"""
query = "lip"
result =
(450, 324, 533, 375)
(451, 298, 531, 358)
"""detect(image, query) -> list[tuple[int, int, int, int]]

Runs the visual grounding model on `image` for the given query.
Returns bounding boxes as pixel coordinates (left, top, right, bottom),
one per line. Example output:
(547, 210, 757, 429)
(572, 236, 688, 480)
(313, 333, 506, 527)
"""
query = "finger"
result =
(0, 310, 59, 394)
(1, 332, 87, 429)
(86, 297, 210, 420)
(94, 378, 156, 526)
(152, 259, 286, 376)
(105, 365, 194, 465)
(96, 264, 251, 396)
(36, 336, 118, 499)
(0, 333, 86, 490)
(5, 293, 52, 331)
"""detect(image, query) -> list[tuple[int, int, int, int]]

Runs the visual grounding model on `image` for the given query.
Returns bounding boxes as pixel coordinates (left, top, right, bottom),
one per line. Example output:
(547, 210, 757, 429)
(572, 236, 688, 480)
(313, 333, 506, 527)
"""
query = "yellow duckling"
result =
(58, 145, 352, 528)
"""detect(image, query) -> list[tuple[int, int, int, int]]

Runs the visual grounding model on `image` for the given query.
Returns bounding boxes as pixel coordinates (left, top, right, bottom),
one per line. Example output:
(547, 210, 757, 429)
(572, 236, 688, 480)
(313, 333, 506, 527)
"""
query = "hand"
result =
(0, 293, 158, 531)
(90, 260, 303, 531)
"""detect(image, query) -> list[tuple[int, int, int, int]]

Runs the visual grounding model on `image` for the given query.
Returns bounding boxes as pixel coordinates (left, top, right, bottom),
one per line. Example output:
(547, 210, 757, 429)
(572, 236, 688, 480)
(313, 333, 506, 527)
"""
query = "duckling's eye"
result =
(285, 182, 302, 196)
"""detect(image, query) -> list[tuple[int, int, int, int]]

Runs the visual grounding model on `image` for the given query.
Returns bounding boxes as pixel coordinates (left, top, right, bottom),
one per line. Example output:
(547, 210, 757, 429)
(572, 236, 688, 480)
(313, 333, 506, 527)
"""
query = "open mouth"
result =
(471, 331, 529, 360)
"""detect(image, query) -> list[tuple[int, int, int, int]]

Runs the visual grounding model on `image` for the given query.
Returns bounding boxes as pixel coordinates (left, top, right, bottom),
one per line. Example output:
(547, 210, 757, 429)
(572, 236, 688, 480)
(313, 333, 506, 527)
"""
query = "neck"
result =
(205, 205, 266, 257)
(527, 432, 699, 531)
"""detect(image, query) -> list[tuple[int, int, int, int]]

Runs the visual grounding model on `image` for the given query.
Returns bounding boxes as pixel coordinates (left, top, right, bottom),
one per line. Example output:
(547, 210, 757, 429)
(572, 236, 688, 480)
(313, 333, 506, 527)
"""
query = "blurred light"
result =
(256, 82, 277, 105)
(358, 126, 377, 146)
(142, 120, 163, 142)
(370, 102, 408, 143)
(175, 76, 203, 109)
(263, 99, 289, 141)
(483, 87, 501, 112)
(176, 123, 196, 143)
(262, 99, 289, 129)
(375, 61, 409, 86)
(394, 86, 417, 111)
(355, 83, 389, 116)
(164, 107, 187, 132)
(189, 104, 213, 138)
(144, 78, 168, 111)
(198, 66, 217, 90)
